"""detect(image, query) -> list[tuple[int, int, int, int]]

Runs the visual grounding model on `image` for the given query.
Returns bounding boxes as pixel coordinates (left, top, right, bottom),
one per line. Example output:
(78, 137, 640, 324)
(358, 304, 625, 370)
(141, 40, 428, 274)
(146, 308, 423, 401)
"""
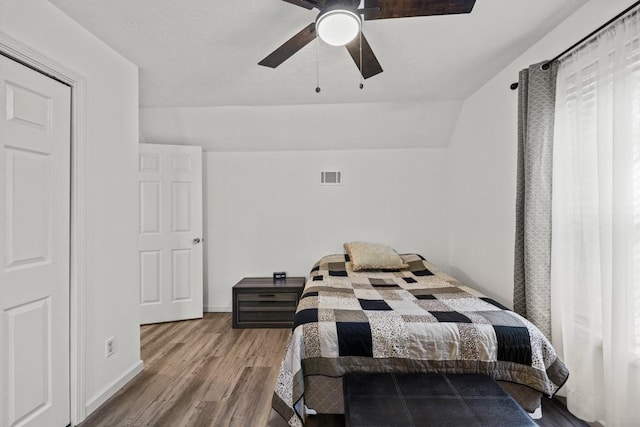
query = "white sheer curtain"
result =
(551, 10, 640, 426)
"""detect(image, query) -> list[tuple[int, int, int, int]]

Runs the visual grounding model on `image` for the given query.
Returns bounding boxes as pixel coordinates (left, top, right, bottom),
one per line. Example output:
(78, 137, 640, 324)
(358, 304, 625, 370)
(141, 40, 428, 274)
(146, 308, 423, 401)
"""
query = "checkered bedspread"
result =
(272, 254, 569, 426)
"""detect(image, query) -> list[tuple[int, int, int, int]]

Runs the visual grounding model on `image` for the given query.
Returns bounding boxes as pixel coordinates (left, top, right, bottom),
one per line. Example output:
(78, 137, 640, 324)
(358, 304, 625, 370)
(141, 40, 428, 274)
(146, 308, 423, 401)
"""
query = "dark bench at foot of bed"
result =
(343, 373, 537, 427)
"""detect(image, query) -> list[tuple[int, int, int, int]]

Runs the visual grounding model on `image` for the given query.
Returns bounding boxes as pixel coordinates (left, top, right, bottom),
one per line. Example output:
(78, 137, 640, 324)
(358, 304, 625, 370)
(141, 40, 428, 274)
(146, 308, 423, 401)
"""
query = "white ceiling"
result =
(50, 0, 588, 108)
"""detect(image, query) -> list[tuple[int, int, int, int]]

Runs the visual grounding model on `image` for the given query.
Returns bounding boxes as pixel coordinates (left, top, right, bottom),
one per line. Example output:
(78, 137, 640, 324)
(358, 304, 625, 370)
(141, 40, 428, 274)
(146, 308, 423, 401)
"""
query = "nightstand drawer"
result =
(237, 310, 298, 324)
(237, 292, 298, 303)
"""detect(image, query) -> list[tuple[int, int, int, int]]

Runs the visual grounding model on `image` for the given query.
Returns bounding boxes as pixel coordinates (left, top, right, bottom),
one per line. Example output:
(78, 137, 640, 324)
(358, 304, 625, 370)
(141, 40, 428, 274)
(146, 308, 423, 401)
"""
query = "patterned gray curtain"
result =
(513, 61, 558, 339)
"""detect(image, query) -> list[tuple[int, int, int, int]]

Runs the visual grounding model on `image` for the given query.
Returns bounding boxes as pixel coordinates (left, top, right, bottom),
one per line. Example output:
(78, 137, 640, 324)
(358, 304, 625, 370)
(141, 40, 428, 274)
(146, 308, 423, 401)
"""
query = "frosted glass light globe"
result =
(316, 9, 361, 46)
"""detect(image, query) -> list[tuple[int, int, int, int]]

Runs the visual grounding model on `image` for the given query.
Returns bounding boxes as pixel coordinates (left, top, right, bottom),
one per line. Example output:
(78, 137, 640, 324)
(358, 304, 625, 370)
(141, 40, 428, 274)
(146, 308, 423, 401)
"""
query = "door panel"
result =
(171, 182, 190, 232)
(139, 153, 160, 172)
(5, 82, 51, 130)
(0, 55, 71, 427)
(4, 147, 51, 269)
(139, 181, 160, 234)
(172, 249, 192, 301)
(6, 298, 51, 425)
(138, 144, 203, 324)
(140, 251, 161, 304)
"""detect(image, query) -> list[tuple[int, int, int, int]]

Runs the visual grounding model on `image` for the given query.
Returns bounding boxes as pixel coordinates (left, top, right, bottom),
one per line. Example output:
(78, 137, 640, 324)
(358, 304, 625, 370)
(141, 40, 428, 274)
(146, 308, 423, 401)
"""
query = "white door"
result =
(0, 56, 71, 426)
(138, 143, 203, 324)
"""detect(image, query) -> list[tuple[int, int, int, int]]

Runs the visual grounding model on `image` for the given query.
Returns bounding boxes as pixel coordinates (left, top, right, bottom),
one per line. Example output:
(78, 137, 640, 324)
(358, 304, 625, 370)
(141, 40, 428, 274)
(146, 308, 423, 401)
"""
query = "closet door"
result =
(0, 55, 71, 426)
(138, 143, 203, 324)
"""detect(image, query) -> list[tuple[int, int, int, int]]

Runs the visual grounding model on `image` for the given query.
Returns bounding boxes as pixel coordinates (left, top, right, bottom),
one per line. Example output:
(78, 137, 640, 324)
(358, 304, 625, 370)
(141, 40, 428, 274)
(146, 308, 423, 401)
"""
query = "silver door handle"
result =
(193, 237, 201, 244)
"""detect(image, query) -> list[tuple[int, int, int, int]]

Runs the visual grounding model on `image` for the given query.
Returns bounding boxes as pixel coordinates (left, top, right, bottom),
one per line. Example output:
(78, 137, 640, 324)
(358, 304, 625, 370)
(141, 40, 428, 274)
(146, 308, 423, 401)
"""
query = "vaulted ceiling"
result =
(47, 0, 588, 150)
(51, 0, 587, 108)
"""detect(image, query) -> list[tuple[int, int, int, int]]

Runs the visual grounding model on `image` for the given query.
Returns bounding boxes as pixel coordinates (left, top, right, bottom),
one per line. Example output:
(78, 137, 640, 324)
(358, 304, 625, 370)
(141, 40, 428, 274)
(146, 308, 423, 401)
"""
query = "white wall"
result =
(447, 0, 638, 306)
(1, 0, 141, 419)
(140, 101, 462, 152)
(205, 148, 449, 311)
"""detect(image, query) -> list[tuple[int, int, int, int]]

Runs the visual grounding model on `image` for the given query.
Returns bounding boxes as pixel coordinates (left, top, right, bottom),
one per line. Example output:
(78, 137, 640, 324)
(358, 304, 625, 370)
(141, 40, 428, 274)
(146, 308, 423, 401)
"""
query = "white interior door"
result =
(0, 56, 71, 426)
(138, 143, 203, 324)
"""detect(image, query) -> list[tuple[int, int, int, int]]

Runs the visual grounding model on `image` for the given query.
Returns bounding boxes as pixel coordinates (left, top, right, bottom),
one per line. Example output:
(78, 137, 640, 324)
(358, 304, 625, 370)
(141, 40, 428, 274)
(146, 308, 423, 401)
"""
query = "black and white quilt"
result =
(272, 254, 568, 426)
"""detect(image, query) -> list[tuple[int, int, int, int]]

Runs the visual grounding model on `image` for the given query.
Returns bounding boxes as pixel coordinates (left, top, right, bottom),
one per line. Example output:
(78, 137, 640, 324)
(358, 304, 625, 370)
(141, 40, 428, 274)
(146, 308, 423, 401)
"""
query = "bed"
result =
(272, 251, 568, 426)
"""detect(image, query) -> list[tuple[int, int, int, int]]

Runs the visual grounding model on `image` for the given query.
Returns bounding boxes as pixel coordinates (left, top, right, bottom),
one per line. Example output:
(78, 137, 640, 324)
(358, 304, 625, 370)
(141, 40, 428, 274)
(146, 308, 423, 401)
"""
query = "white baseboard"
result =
(204, 305, 232, 312)
(85, 359, 144, 416)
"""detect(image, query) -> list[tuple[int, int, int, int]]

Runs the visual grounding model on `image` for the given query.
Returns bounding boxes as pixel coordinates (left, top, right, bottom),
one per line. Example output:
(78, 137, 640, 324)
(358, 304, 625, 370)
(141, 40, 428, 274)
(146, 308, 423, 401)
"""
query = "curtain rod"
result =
(509, 0, 640, 90)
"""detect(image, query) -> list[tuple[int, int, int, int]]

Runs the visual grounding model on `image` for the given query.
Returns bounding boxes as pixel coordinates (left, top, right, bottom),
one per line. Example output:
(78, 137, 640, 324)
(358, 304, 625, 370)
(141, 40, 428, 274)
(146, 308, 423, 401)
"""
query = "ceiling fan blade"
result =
(259, 23, 317, 68)
(281, 0, 319, 10)
(345, 33, 383, 79)
(363, 0, 476, 20)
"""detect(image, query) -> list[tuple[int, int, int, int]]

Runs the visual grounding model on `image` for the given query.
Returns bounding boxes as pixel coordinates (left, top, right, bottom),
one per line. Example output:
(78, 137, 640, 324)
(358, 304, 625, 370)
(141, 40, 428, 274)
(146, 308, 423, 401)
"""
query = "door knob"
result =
(193, 237, 201, 244)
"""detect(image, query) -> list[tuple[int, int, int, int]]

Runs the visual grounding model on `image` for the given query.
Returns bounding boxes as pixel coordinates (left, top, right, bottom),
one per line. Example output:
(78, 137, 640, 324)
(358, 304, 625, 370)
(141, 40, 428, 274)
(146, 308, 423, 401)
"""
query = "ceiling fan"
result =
(258, 0, 477, 79)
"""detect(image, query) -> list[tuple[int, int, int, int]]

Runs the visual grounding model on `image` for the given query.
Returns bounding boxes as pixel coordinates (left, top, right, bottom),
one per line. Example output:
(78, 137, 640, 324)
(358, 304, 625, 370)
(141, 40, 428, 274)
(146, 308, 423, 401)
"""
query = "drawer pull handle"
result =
(259, 294, 276, 298)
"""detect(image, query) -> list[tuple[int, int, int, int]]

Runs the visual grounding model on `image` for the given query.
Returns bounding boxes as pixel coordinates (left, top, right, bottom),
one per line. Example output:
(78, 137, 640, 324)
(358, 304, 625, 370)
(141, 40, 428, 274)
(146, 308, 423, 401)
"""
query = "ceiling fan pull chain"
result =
(315, 37, 321, 93)
(359, 28, 364, 89)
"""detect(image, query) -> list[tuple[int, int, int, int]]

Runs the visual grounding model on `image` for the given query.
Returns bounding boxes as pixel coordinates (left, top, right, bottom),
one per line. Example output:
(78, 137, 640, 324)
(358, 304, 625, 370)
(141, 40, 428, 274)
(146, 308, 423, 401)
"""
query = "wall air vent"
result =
(320, 171, 342, 185)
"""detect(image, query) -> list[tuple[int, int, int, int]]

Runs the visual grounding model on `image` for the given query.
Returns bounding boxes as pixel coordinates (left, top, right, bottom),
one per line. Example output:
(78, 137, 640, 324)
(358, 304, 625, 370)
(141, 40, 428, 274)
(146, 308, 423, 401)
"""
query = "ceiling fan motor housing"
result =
(323, 0, 361, 9)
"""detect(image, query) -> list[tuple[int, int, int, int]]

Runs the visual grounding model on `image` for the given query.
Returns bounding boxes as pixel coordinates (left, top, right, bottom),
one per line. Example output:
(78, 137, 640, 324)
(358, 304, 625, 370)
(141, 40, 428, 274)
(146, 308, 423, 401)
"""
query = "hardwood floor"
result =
(81, 313, 590, 427)
(80, 313, 290, 426)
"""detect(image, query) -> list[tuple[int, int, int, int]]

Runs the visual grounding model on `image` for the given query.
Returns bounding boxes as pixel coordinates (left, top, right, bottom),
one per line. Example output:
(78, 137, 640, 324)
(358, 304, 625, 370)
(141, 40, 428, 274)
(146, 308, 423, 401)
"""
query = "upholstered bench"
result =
(343, 373, 537, 427)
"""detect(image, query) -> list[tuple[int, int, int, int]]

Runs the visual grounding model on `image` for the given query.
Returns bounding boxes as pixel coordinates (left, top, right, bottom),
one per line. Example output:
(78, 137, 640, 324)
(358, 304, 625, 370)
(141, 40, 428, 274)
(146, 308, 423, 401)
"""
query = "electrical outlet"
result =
(105, 336, 116, 358)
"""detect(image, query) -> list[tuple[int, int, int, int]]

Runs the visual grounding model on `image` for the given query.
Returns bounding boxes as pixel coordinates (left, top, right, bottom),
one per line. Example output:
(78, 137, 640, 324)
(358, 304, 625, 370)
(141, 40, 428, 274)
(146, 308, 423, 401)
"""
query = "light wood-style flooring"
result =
(80, 313, 590, 427)
(80, 313, 290, 426)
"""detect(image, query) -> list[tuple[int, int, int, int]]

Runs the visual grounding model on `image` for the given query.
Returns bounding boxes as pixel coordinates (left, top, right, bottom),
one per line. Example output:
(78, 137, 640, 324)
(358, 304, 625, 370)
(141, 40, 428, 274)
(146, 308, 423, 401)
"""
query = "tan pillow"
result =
(344, 242, 409, 271)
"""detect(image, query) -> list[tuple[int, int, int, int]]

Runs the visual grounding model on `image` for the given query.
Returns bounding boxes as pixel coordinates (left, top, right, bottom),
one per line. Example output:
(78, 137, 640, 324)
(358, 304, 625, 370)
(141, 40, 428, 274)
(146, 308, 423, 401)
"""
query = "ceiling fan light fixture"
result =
(316, 9, 361, 46)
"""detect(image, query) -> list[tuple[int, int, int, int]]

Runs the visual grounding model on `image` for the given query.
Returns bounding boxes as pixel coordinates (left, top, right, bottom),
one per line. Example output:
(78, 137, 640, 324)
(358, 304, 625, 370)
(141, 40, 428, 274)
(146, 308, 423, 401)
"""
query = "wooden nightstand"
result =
(232, 277, 305, 328)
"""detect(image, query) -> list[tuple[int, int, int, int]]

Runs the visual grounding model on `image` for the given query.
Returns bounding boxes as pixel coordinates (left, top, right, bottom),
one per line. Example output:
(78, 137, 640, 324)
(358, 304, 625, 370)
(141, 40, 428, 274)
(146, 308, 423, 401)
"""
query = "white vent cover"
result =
(320, 170, 342, 185)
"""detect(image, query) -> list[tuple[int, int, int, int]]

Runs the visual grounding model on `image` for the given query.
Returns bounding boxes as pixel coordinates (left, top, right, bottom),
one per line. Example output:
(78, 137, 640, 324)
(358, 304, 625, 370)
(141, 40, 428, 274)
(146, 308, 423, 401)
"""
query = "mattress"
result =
(272, 253, 568, 426)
